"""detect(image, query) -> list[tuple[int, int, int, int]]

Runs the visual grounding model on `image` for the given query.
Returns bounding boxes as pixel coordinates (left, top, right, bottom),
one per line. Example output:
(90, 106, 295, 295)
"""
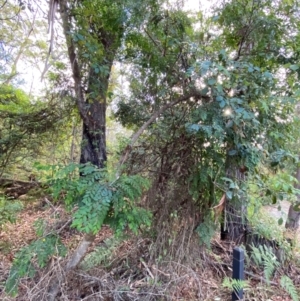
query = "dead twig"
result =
(140, 258, 154, 279)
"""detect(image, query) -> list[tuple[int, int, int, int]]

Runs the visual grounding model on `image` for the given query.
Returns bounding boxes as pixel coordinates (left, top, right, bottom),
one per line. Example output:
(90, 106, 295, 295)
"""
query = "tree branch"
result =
(47, 233, 95, 301)
(58, 0, 89, 127)
(144, 27, 164, 54)
(118, 89, 208, 169)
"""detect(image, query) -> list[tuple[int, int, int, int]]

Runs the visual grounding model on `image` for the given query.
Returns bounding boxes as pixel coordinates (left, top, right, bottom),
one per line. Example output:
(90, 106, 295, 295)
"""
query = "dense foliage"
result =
(1, 0, 300, 298)
(114, 0, 300, 242)
(0, 84, 74, 176)
(38, 163, 151, 235)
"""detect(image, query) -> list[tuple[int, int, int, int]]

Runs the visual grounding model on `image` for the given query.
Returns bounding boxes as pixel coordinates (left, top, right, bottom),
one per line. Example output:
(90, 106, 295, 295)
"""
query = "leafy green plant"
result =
(250, 244, 279, 283)
(280, 275, 299, 301)
(36, 162, 151, 235)
(249, 212, 283, 242)
(80, 236, 121, 270)
(0, 84, 72, 176)
(5, 163, 152, 296)
(262, 171, 300, 206)
(195, 215, 217, 248)
(33, 218, 47, 237)
(5, 235, 67, 296)
(222, 277, 249, 293)
(108, 174, 152, 235)
(247, 203, 293, 263)
(0, 196, 23, 229)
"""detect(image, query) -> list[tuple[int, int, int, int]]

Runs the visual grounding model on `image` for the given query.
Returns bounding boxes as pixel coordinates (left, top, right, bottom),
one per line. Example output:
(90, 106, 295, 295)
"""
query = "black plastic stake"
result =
(232, 247, 244, 301)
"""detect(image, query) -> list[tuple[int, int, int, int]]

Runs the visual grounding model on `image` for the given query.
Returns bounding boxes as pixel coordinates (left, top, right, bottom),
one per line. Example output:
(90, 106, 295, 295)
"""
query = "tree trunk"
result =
(223, 196, 247, 243)
(222, 165, 247, 243)
(286, 166, 300, 230)
(285, 204, 300, 229)
(59, 0, 118, 169)
(45, 1, 122, 299)
(80, 101, 107, 168)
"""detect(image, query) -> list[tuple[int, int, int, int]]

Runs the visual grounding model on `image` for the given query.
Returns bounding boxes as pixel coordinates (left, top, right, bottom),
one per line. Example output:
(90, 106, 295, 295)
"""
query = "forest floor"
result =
(0, 193, 299, 300)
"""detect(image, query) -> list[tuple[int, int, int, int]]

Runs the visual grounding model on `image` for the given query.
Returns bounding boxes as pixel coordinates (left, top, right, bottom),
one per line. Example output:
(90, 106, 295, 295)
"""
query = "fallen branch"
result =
(47, 233, 95, 301)
(140, 258, 154, 279)
(244, 270, 277, 285)
(0, 178, 41, 198)
(0, 178, 39, 188)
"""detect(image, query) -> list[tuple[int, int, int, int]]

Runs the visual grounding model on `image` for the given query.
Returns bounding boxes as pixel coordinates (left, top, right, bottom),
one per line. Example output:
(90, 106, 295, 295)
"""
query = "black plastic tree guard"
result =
(232, 247, 244, 301)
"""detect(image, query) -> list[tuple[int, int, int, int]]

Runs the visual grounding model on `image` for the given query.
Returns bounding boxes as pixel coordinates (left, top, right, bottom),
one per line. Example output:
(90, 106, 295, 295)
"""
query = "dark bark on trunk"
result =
(80, 122, 106, 167)
(79, 98, 107, 168)
(59, 0, 117, 169)
(79, 56, 114, 168)
(222, 166, 247, 243)
(286, 166, 300, 230)
(286, 204, 300, 229)
(223, 197, 247, 243)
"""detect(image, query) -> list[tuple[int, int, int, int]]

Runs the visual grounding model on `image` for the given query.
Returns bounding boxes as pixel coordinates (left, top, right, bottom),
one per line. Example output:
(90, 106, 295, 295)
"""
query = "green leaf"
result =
(263, 71, 273, 79)
(187, 124, 200, 132)
(216, 95, 224, 102)
(235, 107, 244, 114)
(228, 149, 237, 156)
(229, 182, 236, 189)
(201, 87, 209, 95)
(200, 61, 211, 75)
(289, 64, 299, 71)
(278, 217, 284, 226)
(76, 33, 84, 40)
(226, 190, 233, 200)
(219, 100, 226, 108)
(207, 78, 216, 86)
(280, 276, 299, 301)
(292, 202, 300, 212)
(199, 110, 207, 121)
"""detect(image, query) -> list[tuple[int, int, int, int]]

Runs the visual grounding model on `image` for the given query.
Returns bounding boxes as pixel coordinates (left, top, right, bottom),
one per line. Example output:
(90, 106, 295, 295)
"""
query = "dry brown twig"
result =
(140, 258, 154, 279)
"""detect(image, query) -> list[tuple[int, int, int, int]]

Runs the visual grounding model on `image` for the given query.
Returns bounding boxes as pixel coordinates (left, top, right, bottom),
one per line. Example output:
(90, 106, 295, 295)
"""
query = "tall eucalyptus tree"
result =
(46, 1, 167, 299)
(51, 0, 163, 169)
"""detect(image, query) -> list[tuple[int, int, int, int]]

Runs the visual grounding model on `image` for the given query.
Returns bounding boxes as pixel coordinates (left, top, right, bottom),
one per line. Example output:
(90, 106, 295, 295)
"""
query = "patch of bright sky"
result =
(183, 0, 214, 11)
(164, 0, 218, 15)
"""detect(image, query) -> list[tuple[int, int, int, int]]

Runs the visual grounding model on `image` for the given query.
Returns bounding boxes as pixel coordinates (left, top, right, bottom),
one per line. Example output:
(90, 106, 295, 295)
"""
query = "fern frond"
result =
(222, 277, 249, 291)
(250, 244, 279, 284)
(81, 236, 121, 270)
(280, 276, 299, 301)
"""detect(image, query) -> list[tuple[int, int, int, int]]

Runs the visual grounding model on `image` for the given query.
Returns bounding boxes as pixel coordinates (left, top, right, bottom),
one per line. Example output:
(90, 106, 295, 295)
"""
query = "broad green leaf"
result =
(208, 78, 216, 86)
(226, 190, 233, 200)
(290, 64, 299, 71)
